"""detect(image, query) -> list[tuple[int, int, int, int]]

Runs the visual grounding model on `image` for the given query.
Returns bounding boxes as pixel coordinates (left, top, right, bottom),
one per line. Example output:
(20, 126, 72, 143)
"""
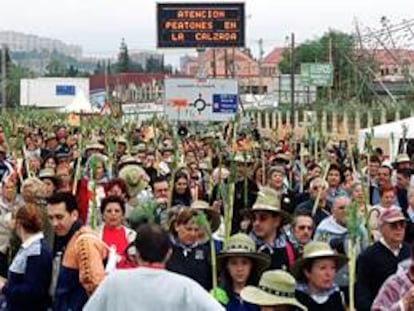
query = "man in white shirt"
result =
(314, 196, 368, 259)
(84, 224, 224, 311)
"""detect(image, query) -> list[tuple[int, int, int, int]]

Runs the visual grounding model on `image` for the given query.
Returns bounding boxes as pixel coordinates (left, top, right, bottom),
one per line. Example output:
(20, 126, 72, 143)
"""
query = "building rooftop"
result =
(263, 47, 286, 65)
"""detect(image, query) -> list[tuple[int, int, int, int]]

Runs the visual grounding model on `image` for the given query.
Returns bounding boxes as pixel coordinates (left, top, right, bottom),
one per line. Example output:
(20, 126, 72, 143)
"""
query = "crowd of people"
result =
(0, 116, 413, 310)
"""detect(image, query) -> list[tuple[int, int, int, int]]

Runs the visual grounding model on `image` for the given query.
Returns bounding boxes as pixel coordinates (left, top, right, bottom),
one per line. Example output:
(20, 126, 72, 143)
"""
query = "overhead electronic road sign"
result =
(157, 2, 245, 48)
(164, 78, 238, 122)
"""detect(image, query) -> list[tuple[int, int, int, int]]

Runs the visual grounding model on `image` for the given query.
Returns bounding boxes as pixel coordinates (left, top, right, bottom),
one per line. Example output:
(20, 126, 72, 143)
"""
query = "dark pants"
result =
(0, 252, 8, 278)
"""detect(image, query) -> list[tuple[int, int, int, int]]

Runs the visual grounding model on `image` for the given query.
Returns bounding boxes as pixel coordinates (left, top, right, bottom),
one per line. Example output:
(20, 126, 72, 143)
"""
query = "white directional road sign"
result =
(164, 78, 238, 122)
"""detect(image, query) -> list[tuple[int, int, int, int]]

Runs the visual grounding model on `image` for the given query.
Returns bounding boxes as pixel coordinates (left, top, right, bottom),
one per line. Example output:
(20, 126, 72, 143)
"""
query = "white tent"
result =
(58, 90, 98, 114)
(358, 116, 414, 159)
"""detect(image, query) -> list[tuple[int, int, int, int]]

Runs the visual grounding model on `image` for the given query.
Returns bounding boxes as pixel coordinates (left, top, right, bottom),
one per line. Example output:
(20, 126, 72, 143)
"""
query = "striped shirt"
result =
(372, 270, 414, 311)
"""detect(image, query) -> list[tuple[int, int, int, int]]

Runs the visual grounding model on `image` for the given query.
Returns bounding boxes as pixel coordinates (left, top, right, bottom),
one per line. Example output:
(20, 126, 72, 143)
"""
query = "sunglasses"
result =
(389, 221, 406, 229)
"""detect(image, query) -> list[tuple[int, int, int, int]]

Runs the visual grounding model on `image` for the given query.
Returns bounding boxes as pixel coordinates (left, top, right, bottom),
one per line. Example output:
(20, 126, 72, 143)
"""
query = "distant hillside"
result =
(10, 50, 96, 75)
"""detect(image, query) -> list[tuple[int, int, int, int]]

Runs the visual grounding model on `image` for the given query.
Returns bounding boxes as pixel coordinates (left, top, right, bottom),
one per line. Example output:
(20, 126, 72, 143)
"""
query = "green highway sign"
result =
(300, 63, 333, 87)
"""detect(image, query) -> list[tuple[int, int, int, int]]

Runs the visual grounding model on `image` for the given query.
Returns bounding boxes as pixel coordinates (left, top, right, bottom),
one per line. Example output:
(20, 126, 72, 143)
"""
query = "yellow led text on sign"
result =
(176, 10, 226, 19)
(167, 9, 238, 42)
(157, 3, 245, 48)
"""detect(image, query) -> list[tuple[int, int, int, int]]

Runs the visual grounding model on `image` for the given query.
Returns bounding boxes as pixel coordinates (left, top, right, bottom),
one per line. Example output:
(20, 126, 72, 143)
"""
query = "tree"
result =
(45, 59, 66, 77)
(129, 62, 144, 73)
(94, 61, 104, 75)
(65, 65, 79, 77)
(164, 64, 173, 74)
(0, 47, 14, 106)
(146, 56, 164, 73)
(0, 46, 12, 70)
(117, 38, 130, 73)
(6, 64, 34, 107)
(278, 30, 378, 103)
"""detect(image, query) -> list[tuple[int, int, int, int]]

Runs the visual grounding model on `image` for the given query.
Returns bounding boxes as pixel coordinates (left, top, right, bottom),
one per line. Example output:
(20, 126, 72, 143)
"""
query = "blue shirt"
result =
(226, 293, 259, 311)
(3, 234, 52, 311)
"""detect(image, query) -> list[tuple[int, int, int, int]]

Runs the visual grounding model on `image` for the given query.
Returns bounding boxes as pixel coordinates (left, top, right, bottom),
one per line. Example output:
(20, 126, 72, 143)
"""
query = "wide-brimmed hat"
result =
(262, 141, 272, 151)
(131, 143, 147, 155)
(55, 150, 70, 159)
(38, 168, 58, 185)
(201, 132, 215, 140)
(393, 153, 410, 166)
(232, 151, 255, 164)
(301, 149, 310, 157)
(160, 144, 174, 153)
(295, 241, 348, 280)
(85, 141, 105, 151)
(44, 132, 57, 141)
(274, 152, 291, 163)
(115, 136, 128, 145)
(118, 155, 142, 168)
(251, 187, 291, 223)
(217, 233, 270, 275)
(241, 270, 307, 310)
(118, 164, 150, 197)
(190, 200, 221, 233)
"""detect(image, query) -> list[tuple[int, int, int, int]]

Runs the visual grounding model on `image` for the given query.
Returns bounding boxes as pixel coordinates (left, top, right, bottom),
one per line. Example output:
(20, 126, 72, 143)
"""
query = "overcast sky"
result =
(1, 0, 413, 65)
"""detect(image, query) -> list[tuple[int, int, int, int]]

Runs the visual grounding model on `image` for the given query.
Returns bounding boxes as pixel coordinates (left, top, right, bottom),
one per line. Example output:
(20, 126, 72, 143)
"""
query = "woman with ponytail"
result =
(0, 203, 52, 311)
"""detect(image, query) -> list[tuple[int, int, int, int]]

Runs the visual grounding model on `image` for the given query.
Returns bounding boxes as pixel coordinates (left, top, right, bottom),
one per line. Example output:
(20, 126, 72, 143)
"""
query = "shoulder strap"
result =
(339, 289, 346, 310)
(285, 241, 296, 271)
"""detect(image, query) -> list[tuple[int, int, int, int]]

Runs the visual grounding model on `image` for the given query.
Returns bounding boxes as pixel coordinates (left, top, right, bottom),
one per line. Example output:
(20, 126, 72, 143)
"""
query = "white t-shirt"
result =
(83, 267, 225, 311)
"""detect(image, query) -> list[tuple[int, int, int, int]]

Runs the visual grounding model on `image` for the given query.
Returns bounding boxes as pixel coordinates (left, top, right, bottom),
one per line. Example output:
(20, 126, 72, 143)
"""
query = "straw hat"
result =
(38, 168, 58, 185)
(198, 160, 211, 172)
(232, 151, 255, 164)
(241, 270, 307, 310)
(115, 136, 128, 145)
(85, 141, 105, 151)
(118, 155, 142, 168)
(201, 132, 215, 140)
(295, 241, 348, 280)
(55, 149, 70, 159)
(44, 132, 57, 141)
(251, 187, 291, 223)
(393, 153, 410, 166)
(217, 233, 270, 275)
(160, 144, 174, 153)
(262, 141, 272, 151)
(131, 143, 147, 155)
(274, 152, 291, 163)
(190, 200, 221, 233)
(119, 165, 150, 197)
(301, 149, 310, 157)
